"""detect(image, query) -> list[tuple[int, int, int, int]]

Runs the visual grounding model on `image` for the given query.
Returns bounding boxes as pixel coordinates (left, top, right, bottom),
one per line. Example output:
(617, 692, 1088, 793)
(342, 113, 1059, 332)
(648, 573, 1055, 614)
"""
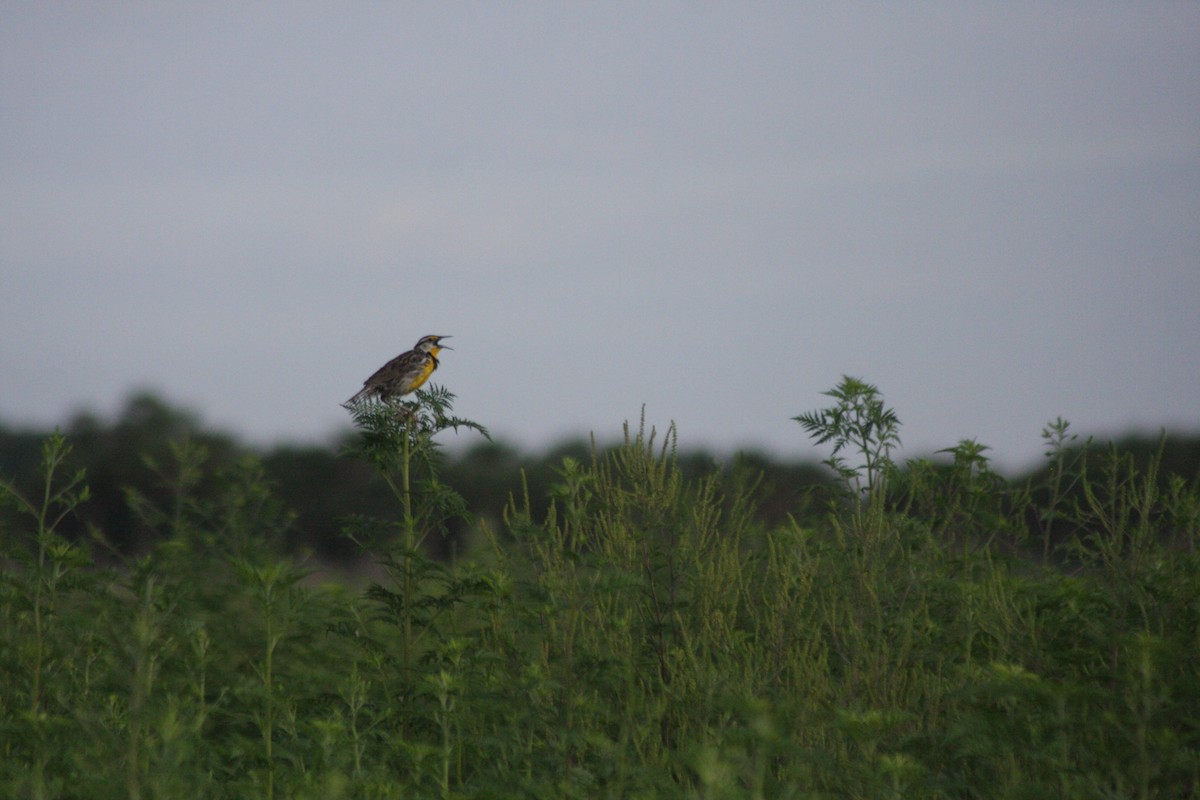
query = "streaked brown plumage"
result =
(345, 335, 451, 405)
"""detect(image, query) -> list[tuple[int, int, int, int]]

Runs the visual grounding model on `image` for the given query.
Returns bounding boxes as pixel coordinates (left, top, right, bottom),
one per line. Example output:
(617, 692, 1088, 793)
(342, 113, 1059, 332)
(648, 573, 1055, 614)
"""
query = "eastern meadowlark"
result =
(344, 335, 451, 406)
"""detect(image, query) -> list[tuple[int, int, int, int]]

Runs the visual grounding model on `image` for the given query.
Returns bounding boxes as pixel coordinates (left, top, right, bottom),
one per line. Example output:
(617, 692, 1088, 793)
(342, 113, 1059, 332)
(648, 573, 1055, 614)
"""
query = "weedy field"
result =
(2, 378, 1197, 799)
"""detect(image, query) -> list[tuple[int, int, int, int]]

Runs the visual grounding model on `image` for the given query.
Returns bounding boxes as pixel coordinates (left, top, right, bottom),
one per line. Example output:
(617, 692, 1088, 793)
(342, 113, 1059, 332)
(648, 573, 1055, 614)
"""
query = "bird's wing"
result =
(364, 350, 420, 386)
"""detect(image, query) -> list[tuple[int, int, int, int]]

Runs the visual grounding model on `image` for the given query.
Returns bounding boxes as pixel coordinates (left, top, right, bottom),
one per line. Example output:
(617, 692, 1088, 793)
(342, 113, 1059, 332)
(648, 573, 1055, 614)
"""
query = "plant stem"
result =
(401, 418, 414, 679)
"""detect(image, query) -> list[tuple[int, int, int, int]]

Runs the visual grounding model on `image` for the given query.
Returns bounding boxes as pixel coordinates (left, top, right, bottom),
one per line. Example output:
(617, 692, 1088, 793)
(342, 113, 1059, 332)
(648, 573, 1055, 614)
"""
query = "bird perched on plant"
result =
(344, 335, 451, 406)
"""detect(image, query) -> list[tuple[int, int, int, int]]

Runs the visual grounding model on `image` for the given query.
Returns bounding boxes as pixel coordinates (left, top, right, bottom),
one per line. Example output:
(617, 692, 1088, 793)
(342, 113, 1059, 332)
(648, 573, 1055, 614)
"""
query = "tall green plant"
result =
(1034, 416, 1086, 562)
(793, 376, 902, 548)
(0, 433, 93, 717)
(793, 376, 900, 503)
(498, 414, 765, 779)
(341, 385, 489, 751)
(894, 438, 1016, 552)
(0, 433, 96, 799)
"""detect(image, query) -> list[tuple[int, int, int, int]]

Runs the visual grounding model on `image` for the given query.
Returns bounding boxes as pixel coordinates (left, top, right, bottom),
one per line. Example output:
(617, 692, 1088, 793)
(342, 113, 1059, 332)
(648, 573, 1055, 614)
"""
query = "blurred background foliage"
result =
(1, 391, 1196, 567)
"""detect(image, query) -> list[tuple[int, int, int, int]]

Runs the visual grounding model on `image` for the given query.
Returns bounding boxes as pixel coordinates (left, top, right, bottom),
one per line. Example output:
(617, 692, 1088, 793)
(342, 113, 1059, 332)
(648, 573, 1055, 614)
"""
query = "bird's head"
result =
(416, 335, 451, 355)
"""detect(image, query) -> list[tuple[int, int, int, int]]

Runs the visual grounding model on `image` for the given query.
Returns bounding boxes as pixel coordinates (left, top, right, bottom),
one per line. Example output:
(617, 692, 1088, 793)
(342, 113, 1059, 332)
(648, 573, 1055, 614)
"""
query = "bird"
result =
(344, 335, 451, 406)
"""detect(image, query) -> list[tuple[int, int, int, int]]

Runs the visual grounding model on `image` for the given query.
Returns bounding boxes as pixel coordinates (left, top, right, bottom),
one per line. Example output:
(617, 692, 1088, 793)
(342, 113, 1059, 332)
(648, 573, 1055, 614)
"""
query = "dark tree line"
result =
(0, 393, 831, 561)
(1, 392, 1196, 564)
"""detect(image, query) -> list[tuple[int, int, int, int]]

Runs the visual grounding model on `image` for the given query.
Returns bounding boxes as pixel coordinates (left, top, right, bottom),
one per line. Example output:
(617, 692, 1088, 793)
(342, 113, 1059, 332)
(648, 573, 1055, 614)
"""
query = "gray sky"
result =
(3, 3, 1198, 472)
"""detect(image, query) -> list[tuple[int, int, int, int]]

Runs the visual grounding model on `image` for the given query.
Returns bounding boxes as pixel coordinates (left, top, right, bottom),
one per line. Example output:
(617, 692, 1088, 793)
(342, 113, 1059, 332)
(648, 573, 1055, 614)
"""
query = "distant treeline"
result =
(1, 392, 1197, 562)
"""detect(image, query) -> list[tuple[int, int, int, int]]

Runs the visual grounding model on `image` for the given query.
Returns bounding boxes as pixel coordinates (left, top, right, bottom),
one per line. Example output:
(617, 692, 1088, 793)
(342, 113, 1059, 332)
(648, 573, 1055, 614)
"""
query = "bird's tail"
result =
(344, 387, 371, 407)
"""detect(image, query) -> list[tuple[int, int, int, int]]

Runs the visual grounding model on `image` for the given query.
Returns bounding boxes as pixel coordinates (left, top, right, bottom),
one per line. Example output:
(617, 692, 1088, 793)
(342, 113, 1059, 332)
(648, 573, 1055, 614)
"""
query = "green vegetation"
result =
(2, 379, 1197, 798)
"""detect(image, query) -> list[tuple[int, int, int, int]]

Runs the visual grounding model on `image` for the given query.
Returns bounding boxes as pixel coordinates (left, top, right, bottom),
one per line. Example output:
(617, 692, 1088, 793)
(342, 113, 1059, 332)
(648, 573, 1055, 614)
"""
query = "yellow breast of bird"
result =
(407, 355, 437, 391)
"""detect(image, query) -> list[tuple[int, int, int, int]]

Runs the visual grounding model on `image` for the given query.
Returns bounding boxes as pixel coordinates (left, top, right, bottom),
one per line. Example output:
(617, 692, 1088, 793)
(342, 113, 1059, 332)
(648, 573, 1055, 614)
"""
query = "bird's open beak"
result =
(438, 336, 453, 350)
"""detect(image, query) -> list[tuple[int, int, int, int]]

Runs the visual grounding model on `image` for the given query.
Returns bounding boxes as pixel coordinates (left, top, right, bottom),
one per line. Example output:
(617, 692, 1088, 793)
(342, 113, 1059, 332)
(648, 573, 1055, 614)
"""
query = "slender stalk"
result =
(263, 593, 275, 800)
(401, 417, 414, 678)
(30, 463, 56, 716)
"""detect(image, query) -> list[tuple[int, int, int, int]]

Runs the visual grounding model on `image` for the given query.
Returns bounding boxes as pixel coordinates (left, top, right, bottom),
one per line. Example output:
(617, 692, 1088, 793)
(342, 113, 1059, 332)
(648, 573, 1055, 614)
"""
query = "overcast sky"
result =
(3, 3, 1198, 471)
